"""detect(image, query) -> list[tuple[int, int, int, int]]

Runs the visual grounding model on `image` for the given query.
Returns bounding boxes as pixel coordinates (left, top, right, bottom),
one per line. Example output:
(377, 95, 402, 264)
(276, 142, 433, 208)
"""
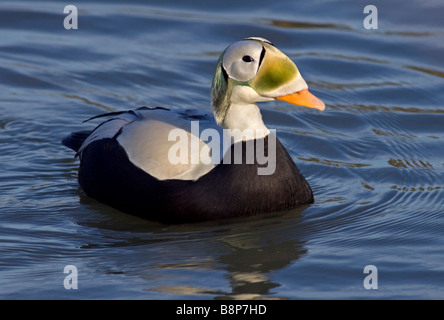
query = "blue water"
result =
(1, 0, 443, 299)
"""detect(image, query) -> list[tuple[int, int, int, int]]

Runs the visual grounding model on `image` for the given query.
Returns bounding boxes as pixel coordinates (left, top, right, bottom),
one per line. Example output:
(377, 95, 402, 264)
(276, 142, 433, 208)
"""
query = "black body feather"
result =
(76, 135, 313, 223)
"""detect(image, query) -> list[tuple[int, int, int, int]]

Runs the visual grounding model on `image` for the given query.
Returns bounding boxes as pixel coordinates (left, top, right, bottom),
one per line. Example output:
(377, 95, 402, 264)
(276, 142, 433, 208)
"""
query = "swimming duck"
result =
(62, 37, 325, 223)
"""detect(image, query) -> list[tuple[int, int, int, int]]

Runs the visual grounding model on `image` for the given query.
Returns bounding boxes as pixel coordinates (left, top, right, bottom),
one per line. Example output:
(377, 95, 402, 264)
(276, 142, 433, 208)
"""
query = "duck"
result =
(62, 37, 325, 223)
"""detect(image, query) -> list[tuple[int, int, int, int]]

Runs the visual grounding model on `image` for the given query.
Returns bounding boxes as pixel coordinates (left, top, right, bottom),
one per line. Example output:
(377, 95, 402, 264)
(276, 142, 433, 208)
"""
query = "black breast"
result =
(78, 135, 313, 223)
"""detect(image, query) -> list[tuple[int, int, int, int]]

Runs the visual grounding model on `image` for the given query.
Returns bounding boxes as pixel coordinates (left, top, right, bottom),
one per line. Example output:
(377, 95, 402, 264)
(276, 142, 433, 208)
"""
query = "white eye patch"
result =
(222, 40, 264, 82)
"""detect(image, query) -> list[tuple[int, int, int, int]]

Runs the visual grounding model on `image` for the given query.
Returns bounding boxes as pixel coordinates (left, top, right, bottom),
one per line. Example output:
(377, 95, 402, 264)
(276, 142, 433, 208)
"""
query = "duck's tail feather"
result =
(62, 130, 92, 153)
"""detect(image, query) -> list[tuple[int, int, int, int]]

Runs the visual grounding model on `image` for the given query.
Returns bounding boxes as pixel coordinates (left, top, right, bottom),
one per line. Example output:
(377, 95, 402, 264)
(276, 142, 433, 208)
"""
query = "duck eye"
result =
(242, 55, 254, 63)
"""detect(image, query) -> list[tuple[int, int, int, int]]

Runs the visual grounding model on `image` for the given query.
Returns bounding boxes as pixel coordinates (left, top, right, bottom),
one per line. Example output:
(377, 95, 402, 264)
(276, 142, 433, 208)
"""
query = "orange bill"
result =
(276, 88, 325, 111)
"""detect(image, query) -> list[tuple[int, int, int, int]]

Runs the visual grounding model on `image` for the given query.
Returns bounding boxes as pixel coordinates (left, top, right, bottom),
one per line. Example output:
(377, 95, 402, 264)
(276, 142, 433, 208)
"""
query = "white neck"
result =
(222, 102, 270, 143)
(217, 86, 273, 143)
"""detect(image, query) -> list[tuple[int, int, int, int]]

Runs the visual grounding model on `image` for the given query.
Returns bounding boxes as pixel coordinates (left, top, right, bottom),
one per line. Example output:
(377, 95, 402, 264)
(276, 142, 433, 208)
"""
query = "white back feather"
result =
(78, 108, 224, 181)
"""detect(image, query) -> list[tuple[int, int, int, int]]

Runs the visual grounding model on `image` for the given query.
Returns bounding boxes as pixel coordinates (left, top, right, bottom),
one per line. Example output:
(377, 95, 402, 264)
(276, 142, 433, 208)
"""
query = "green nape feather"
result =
(211, 52, 232, 125)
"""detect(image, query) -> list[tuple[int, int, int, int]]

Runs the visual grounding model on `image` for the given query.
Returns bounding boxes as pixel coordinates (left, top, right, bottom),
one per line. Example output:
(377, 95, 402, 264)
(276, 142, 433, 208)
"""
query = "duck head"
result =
(211, 37, 325, 127)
